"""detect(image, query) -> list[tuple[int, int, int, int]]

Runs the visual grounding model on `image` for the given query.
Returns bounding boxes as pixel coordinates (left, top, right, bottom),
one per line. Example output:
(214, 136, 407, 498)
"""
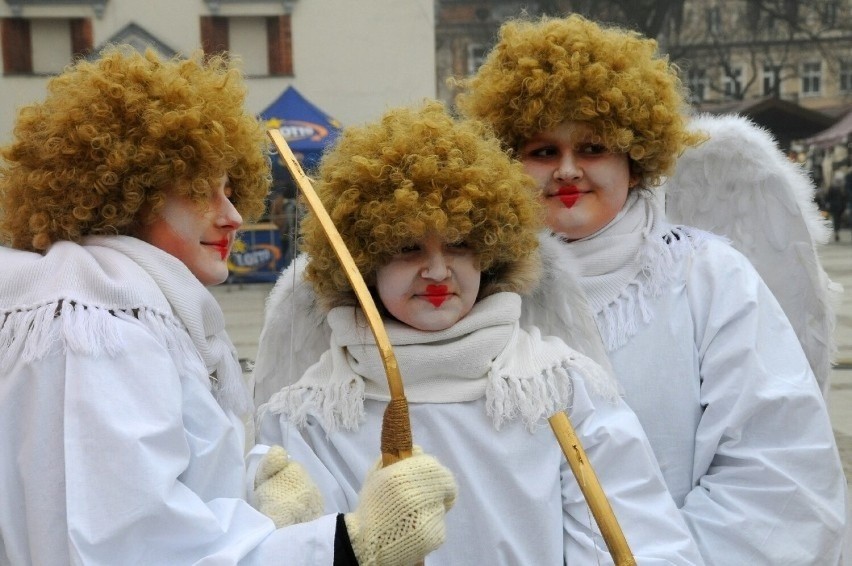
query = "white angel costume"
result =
(0, 236, 338, 565)
(256, 292, 705, 565)
(528, 163, 846, 562)
(664, 113, 839, 397)
(252, 113, 846, 565)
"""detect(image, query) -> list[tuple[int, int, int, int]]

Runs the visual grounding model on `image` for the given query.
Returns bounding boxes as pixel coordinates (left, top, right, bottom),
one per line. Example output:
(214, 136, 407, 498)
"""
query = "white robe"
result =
(529, 227, 847, 565)
(256, 295, 705, 565)
(0, 237, 336, 565)
(251, 217, 847, 564)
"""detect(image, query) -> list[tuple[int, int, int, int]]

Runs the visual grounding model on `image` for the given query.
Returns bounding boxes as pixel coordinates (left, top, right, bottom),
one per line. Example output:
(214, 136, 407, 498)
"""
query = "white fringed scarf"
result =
(265, 292, 615, 432)
(556, 191, 711, 351)
(0, 236, 251, 417)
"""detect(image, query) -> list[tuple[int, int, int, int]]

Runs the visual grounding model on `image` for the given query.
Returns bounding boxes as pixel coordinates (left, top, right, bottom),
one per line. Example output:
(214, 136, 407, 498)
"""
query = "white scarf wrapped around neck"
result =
(556, 191, 706, 351)
(0, 235, 251, 417)
(266, 292, 615, 432)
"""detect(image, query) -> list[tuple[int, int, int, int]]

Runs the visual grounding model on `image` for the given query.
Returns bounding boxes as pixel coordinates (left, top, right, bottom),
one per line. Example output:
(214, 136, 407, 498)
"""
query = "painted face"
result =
(375, 232, 481, 331)
(136, 174, 242, 286)
(519, 121, 634, 241)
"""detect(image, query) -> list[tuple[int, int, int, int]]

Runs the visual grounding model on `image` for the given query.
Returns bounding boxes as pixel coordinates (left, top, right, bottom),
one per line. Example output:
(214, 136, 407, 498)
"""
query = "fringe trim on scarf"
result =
(0, 299, 210, 393)
(262, 293, 620, 435)
(486, 361, 574, 432)
(596, 226, 721, 352)
(487, 345, 618, 432)
(267, 378, 367, 433)
(264, 342, 618, 435)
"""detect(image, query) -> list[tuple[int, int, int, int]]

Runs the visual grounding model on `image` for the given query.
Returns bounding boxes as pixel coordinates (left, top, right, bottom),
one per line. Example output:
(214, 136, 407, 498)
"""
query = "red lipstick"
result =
(209, 239, 230, 260)
(555, 186, 581, 208)
(423, 284, 450, 307)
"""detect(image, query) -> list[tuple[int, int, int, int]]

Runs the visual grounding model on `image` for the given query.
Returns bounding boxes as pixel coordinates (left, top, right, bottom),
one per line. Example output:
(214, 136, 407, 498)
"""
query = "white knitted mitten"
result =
(344, 447, 457, 566)
(253, 445, 324, 528)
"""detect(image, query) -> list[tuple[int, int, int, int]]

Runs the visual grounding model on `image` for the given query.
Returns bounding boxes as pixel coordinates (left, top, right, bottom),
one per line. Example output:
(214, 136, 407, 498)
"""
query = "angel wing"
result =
(252, 254, 332, 407)
(662, 113, 840, 397)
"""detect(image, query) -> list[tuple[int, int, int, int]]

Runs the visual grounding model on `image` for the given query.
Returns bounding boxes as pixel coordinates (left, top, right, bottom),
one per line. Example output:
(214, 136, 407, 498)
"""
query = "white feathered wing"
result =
(252, 254, 332, 407)
(662, 113, 840, 396)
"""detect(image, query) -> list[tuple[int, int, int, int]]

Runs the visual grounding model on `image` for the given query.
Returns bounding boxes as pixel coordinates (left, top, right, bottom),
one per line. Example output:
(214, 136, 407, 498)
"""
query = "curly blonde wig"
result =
(303, 100, 543, 310)
(455, 14, 705, 187)
(0, 46, 270, 252)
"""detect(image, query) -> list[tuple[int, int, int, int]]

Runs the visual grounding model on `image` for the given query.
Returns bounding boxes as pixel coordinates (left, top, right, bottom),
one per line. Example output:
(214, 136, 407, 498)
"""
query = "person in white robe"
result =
(255, 101, 705, 565)
(455, 14, 847, 565)
(0, 47, 454, 566)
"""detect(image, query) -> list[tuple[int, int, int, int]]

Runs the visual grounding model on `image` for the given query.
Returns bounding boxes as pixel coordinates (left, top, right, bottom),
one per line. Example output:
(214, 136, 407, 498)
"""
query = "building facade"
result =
(435, 1, 852, 126)
(0, 0, 437, 144)
(665, 0, 852, 116)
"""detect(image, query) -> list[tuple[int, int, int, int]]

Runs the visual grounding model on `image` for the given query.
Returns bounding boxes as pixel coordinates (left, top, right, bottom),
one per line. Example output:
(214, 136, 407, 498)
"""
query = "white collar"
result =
(555, 192, 693, 351)
(0, 236, 250, 416)
(266, 292, 614, 432)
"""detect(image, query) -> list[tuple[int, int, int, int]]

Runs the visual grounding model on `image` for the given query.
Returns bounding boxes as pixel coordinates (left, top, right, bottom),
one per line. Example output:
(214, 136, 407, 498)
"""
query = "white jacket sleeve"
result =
(52, 321, 337, 565)
(562, 377, 706, 565)
(683, 243, 846, 565)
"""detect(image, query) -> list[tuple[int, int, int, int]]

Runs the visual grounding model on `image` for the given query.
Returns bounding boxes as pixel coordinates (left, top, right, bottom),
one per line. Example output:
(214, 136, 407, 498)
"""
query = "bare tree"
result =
(528, 0, 851, 102)
(533, 0, 686, 37)
(436, 0, 852, 107)
(656, 0, 851, 102)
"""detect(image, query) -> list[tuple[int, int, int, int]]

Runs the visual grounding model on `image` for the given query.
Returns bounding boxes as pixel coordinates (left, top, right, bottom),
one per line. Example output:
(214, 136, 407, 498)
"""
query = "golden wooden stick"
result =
(267, 129, 412, 466)
(549, 410, 636, 565)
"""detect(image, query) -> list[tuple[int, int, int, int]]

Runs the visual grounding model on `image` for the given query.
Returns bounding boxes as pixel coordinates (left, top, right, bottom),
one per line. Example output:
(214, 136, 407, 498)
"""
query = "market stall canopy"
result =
(698, 96, 834, 150)
(800, 109, 852, 149)
(259, 86, 342, 176)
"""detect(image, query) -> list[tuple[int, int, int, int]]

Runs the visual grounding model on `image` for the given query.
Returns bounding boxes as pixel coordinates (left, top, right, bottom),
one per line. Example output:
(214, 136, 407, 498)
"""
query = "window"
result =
(762, 63, 781, 96)
(467, 44, 487, 75)
(200, 15, 292, 76)
(723, 66, 743, 99)
(2, 17, 91, 75)
(706, 7, 721, 34)
(824, 0, 839, 27)
(801, 61, 822, 96)
(687, 67, 707, 103)
(841, 60, 852, 94)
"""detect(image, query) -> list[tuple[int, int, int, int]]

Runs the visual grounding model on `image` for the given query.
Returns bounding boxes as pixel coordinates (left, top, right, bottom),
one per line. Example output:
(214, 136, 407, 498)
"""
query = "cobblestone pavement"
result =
(821, 237, 852, 564)
(835, 425, 852, 485)
(822, 240, 852, 483)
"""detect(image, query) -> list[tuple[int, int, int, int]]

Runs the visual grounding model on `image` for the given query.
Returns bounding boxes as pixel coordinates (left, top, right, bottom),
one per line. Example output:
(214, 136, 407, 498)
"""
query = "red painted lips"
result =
(423, 284, 450, 307)
(208, 239, 230, 260)
(555, 186, 581, 208)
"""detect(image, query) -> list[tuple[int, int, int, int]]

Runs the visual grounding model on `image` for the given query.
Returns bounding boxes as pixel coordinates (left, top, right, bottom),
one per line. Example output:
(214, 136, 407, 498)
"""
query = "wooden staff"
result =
(550, 411, 636, 565)
(267, 129, 412, 466)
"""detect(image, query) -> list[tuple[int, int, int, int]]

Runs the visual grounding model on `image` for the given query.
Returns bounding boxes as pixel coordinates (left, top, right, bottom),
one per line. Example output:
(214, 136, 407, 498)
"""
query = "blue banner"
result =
(227, 223, 284, 283)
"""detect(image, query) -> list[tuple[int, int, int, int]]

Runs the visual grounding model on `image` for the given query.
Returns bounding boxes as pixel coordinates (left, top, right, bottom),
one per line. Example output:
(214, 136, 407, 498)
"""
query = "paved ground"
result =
(212, 234, 852, 560)
(210, 279, 274, 372)
(821, 236, 852, 484)
(820, 235, 852, 564)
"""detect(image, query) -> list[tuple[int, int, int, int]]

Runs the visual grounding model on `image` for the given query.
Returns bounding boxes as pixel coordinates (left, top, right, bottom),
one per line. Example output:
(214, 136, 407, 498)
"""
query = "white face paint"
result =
(519, 120, 634, 241)
(376, 232, 481, 331)
(136, 175, 242, 285)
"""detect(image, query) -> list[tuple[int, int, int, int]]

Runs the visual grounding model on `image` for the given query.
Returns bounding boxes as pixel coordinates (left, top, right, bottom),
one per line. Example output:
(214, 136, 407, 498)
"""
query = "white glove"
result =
(344, 447, 457, 566)
(253, 445, 324, 528)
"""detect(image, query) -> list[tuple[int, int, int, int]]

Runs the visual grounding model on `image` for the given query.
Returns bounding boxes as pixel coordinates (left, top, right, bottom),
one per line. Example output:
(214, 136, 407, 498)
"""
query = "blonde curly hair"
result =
(455, 14, 705, 187)
(302, 100, 543, 311)
(0, 46, 270, 252)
